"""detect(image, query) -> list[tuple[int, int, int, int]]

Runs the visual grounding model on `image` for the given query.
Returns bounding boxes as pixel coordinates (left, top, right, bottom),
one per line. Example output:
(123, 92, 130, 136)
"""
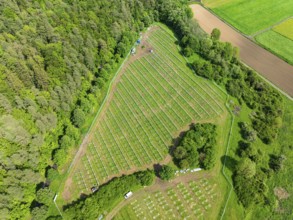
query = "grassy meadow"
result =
(64, 25, 226, 199)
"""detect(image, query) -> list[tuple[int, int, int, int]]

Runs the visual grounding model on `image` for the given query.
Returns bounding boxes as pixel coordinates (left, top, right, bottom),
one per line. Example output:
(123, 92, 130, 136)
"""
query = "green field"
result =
(67, 25, 226, 197)
(273, 18, 293, 40)
(203, 0, 293, 35)
(114, 179, 219, 220)
(255, 30, 293, 65)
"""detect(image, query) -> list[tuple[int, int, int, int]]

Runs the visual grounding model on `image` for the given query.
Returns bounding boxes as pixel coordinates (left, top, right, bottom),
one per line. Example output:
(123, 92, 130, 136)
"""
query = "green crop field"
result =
(256, 30, 293, 65)
(66, 25, 226, 197)
(273, 18, 293, 40)
(113, 179, 219, 220)
(203, 0, 293, 35)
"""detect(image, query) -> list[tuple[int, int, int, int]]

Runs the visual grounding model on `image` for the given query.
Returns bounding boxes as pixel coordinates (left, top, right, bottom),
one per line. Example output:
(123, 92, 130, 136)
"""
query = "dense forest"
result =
(0, 0, 158, 219)
(0, 0, 287, 219)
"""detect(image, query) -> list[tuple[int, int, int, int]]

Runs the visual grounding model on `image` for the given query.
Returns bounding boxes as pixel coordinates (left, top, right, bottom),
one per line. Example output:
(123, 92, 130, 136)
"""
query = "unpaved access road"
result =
(106, 172, 210, 220)
(190, 4, 293, 98)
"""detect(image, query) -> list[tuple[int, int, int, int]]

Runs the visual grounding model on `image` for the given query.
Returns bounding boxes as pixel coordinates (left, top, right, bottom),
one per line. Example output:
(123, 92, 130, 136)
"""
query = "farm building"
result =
(124, 191, 133, 199)
(131, 48, 136, 54)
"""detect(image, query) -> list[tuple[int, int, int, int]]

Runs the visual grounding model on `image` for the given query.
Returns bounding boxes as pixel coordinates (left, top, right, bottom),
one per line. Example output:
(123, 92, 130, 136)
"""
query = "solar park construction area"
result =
(114, 178, 219, 220)
(66, 25, 226, 197)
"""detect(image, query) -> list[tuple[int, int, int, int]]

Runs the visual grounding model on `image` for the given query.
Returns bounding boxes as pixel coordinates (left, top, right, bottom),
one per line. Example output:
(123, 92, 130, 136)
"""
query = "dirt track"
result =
(106, 171, 210, 220)
(190, 4, 293, 98)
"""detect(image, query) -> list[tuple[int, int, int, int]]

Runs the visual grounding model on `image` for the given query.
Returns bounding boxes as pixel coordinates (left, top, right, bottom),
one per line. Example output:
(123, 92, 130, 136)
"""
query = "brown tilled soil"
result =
(190, 4, 293, 97)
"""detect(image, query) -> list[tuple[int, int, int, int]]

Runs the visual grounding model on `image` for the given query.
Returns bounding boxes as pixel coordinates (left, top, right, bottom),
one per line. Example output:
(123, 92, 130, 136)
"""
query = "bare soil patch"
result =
(274, 187, 290, 200)
(62, 177, 73, 201)
(190, 4, 293, 97)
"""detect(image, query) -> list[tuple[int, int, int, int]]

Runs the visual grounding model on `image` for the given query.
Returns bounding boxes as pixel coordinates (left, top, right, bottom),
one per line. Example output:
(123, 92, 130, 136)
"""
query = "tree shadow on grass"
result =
(221, 155, 237, 172)
(153, 164, 163, 178)
(169, 123, 195, 155)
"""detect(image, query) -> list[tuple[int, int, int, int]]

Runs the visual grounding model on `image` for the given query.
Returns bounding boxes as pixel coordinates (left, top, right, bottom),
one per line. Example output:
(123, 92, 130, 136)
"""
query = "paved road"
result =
(190, 4, 293, 98)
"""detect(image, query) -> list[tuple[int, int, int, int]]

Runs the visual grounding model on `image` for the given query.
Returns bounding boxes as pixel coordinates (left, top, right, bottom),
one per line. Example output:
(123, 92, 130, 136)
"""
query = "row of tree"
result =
(63, 169, 155, 219)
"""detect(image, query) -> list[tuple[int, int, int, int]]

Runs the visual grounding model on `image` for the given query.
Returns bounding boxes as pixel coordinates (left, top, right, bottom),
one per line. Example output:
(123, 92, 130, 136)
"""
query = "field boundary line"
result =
(250, 16, 293, 38)
(65, 45, 134, 175)
(220, 94, 234, 220)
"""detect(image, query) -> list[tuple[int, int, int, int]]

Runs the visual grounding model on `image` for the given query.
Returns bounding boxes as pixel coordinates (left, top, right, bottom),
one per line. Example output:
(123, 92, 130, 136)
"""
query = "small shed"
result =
(149, 49, 153, 53)
(124, 191, 133, 199)
(137, 39, 141, 44)
(131, 48, 136, 54)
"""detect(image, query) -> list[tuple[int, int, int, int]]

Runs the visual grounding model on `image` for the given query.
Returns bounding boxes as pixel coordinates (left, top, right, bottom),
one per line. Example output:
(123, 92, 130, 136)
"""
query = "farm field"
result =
(113, 178, 220, 220)
(273, 18, 293, 40)
(203, 0, 293, 35)
(63, 25, 226, 199)
(255, 31, 293, 65)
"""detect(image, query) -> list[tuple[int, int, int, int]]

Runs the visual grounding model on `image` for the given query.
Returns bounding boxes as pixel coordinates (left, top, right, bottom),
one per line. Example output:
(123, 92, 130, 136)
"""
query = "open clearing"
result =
(63, 25, 226, 199)
(191, 4, 293, 97)
(112, 177, 220, 220)
(203, 0, 293, 35)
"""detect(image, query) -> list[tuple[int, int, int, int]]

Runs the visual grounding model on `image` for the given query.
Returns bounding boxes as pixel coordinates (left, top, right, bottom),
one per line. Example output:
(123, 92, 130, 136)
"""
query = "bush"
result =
(159, 165, 174, 181)
(72, 108, 85, 128)
(172, 123, 217, 170)
(36, 188, 55, 205)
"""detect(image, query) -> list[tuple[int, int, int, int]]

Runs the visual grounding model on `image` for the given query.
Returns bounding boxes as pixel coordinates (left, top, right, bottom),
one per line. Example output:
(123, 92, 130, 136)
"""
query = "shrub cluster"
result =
(173, 123, 217, 170)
